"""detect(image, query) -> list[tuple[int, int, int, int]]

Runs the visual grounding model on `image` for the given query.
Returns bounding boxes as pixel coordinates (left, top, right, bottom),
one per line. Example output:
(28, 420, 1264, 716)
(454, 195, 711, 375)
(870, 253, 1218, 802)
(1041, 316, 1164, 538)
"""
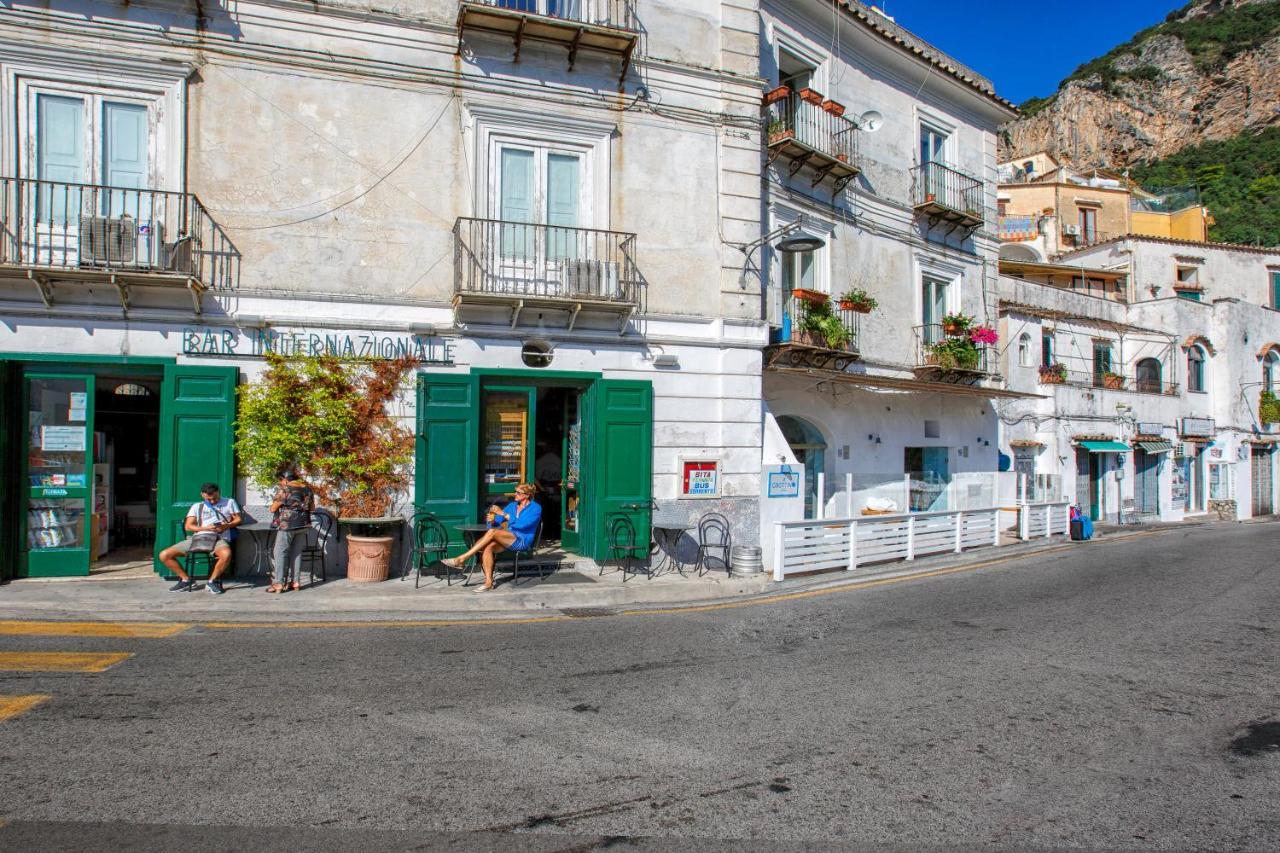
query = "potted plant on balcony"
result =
(763, 85, 791, 105)
(969, 325, 998, 346)
(798, 87, 824, 105)
(821, 99, 845, 117)
(927, 337, 981, 371)
(792, 287, 828, 306)
(798, 301, 852, 351)
(235, 353, 416, 583)
(940, 312, 973, 336)
(766, 119, 794, 145)
(1261, 390, 1280, 424)
(837, 288, 877, 314)
(1101, 371, 1126, 390)
(1038, 363, 1067, 384)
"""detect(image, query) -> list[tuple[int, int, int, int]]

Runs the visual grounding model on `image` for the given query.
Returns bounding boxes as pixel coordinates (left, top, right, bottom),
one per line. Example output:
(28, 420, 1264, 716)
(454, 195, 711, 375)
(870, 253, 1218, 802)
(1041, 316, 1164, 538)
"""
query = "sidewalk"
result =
(0, 519, 1230, 623)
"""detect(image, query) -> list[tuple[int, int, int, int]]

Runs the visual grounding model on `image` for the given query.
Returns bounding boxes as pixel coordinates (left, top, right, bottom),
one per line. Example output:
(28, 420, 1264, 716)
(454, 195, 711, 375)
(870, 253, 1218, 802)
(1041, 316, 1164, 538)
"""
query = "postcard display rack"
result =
(482, 393, 528, 503)
(26, 378, 94, 553)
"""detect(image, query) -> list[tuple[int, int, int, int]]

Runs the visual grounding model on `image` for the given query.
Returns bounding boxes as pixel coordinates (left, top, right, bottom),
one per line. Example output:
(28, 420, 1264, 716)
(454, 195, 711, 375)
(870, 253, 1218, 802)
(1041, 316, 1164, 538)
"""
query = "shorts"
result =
(170, 536, 233, 555)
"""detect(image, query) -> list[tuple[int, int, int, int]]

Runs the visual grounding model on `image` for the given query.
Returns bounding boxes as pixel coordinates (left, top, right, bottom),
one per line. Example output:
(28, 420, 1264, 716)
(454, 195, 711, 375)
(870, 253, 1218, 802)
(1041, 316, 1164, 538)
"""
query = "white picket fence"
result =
(1018, 501, 1071, 539)
(773, 507, 1002, 581)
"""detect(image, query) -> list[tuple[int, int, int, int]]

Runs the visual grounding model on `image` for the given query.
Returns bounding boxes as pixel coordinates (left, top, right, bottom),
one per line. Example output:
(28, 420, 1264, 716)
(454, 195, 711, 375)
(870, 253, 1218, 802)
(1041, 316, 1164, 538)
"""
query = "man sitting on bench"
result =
(158, 482, 242, 595)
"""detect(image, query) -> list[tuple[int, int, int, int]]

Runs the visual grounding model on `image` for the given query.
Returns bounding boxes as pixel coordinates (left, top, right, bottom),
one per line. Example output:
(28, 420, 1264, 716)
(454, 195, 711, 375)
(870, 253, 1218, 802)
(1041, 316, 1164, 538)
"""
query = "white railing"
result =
(772, 507, 1001, 581)
(1018, 501, 1071, 540)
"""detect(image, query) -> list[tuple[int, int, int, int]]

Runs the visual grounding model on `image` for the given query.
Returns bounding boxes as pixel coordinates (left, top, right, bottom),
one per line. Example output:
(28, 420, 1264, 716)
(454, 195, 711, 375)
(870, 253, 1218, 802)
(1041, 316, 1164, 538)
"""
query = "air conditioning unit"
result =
(563, 260, 621, 299)
(79, 216, 139, 267)
(1061, 223, 1080, 236)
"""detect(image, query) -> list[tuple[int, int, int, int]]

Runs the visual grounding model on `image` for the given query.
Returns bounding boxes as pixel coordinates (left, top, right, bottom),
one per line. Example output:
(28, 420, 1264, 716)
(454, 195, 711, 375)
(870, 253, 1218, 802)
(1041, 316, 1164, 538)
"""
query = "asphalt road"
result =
(1, 523, 1278, 851)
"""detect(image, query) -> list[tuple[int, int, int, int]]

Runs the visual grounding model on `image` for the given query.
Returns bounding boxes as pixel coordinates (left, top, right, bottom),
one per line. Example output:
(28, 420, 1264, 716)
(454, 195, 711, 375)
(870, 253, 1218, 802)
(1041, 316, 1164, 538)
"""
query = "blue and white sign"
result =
(767, 467, 801, 499)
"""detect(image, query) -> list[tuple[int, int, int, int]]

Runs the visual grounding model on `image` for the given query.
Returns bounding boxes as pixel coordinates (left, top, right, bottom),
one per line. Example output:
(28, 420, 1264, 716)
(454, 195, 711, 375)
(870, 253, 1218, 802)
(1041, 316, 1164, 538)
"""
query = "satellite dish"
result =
(858, 110, 883, 133)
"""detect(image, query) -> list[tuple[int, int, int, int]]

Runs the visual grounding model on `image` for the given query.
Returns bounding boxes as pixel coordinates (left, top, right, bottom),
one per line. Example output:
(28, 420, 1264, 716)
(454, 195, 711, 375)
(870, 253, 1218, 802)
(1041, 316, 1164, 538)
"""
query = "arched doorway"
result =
(778, 415, 826, 518)
(1135, 357, 1162, 394)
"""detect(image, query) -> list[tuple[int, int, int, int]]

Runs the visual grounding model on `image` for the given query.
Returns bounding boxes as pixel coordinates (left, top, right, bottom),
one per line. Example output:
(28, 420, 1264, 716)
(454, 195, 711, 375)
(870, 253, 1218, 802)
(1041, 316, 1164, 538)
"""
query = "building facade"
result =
(0, 0, 771, 578)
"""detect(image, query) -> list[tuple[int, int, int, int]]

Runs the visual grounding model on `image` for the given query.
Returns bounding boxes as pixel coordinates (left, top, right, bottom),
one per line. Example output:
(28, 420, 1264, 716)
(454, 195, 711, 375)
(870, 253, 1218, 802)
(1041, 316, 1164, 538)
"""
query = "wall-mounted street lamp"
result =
(736, 217, 826, 289)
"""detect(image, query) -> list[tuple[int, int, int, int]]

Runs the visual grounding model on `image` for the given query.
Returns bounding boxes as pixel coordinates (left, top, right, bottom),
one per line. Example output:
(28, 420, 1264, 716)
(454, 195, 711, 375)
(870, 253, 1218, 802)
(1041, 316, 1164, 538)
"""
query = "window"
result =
(1176, 289, 1203, 302)
(1271, 270, 1280, 309)
(1018, 333, 1032, 367)
(1041, 331, 1054, 366)
(782, 249, 816, 293)
(1077, 207, 1097, 243)
(778, 47, 815, 92)
(1092, 341, 1113, 387)
(920, 125, 947, 166)
(1176, 265, 1200, 288)
(1209, 463, 1232, 501)
(496, 143, 586, 259)
(1265, 351, 1279, 392)
(997, 199, 1008, 217)
(921, 275, 948, 343)
(1187, 345, 1206, 393)
(1135, 358, 1162, 393)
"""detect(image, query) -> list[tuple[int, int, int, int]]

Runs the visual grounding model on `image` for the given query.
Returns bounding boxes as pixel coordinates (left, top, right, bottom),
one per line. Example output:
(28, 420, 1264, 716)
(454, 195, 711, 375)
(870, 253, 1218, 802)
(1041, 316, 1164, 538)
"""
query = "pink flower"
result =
(969, 325, 998, 345)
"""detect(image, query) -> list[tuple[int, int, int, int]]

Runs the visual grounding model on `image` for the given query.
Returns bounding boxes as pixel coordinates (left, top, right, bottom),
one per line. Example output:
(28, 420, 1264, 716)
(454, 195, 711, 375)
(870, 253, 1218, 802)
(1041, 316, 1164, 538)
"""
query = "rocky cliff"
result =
(1000, 0, 1280, 168)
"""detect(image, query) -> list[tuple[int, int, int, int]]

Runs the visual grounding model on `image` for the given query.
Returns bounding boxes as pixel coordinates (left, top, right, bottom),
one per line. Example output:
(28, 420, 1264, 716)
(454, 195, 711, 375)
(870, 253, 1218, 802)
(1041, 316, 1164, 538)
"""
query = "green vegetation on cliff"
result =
(1130, 127, 1280, 247)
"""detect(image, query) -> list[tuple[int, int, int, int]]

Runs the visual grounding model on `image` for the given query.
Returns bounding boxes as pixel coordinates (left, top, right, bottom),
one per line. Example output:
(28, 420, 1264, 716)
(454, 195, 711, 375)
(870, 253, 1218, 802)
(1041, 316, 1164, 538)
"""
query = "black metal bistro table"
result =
(650, 521, 695, 577)
(236, 521, 276, 577)
(455, 523, 493, 585)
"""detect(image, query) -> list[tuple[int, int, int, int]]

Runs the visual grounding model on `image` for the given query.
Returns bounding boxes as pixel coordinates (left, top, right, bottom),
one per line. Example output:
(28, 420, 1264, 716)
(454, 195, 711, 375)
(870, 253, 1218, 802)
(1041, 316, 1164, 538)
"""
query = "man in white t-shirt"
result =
(158, 482, 242, 595)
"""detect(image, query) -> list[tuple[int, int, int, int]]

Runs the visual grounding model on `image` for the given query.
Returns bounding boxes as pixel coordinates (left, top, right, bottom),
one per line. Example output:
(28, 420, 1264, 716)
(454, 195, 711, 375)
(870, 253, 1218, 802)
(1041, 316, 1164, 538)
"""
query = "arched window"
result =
(1018, 333, 1032, 367)
(1135, 358, 1162, 394)
(1187, 346, 1206, 393)
(1265, 351, 1279, 392)
(777, 415, 827, 519)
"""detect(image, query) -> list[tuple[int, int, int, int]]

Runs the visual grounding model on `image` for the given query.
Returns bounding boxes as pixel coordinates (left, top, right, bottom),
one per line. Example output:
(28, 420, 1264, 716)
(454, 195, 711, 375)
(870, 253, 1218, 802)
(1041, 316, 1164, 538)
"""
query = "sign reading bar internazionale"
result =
(181, 326, 456, 365)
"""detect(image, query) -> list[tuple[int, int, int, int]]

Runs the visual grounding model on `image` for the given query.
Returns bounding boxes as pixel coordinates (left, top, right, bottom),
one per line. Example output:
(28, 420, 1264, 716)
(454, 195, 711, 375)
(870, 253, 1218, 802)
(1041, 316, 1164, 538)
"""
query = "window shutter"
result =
(102, 102, 149, 218)
(546, 152, 579, 261)
(36, 94, 85, 225)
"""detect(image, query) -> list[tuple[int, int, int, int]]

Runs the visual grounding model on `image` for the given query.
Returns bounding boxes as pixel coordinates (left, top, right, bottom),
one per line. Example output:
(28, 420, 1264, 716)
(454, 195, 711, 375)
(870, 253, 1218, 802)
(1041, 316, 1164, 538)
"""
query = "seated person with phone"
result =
(158, 482, 242, 595)
(442, 482, 541, 592)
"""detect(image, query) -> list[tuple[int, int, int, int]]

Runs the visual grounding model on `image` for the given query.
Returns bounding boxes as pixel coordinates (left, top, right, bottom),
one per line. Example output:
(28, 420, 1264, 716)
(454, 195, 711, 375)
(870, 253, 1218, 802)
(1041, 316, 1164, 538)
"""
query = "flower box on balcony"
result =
(763, 85, 791, 105)
(768, 128, 795, 145)
(1038, 364, 1067, 384)
(821, 99, 845, 117)
(792, 288, 828, 305)
(1101, 372, 1126, 390)
(798, 87, 824, 105)
(835, 153, 849, 163)
(837, 289, 876, 314)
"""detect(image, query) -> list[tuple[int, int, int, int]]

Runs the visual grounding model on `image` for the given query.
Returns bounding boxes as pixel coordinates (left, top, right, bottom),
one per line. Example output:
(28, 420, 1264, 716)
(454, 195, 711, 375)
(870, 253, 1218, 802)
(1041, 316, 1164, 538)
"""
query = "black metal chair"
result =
(475, 520, 547, 587)
(183, 549, 217, 583)
(405, 512, 451, 588)
(299, 508, 334, 587)
(603, 513, 649, 581)
(695, 512, 732, 576)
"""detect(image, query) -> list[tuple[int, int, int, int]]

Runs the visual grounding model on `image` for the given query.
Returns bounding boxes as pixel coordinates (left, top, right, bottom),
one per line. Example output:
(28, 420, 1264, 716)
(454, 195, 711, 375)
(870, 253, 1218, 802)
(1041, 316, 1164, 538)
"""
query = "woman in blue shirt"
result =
(443, 482, 541, 591)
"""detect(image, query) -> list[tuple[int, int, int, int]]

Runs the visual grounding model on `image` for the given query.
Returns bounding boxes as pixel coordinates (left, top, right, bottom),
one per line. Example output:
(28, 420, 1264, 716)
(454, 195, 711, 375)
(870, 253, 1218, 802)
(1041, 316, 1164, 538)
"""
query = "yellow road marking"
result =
(0, 620, 189, 639)
(0, 652, 133, 673)
(0, 694, 50, 721)
(202, 615, 571, 630)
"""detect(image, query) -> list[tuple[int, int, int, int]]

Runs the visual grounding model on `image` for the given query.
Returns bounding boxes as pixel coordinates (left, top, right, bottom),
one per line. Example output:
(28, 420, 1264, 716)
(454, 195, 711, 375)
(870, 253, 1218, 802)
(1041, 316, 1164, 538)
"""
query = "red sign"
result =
(681, 459, 719, 497)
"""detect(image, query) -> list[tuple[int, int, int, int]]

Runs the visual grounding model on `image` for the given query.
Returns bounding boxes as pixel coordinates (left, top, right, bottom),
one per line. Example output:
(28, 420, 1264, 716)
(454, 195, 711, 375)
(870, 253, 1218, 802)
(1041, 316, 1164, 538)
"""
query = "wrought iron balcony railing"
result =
(1038, 366, 1179, 395)
(912, 161, 984, 228)
(779, 293, 860, 353)
(453, 217, 643, 308)
(914, 324, 995, 375)
(464, 0, 638, 31)
(763, 92, 860, 187)
(0, 177, 238, 292)
(458, 1, 640, 80)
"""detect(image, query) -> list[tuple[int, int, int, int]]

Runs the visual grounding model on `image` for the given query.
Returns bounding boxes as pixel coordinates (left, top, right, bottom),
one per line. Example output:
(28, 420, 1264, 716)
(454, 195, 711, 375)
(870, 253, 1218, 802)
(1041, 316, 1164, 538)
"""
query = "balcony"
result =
(912, 162, 984, 232)
(914, 324, 995, 381)
(458, 1, 639, 81)
(0, 177, 238, 313)
(763, 90, 860, 195)
(453, 217, 643, 332)
(1038, 366, 1179, 395)
(765, 291, 861, 371)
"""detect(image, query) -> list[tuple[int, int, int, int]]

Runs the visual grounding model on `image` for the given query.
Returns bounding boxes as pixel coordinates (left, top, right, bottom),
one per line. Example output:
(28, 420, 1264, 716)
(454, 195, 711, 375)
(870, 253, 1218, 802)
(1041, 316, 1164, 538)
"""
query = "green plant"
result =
(838, 288, 878, 312)
(799, 302, 852, 349)
(940, 312, 973, 333)
(927, 337, 980, 370)
(235, 353, 416, 518)
(1261, 390, 1280, 424)
(766, 119, 787, 138)
(1039, 362, 1067, 381)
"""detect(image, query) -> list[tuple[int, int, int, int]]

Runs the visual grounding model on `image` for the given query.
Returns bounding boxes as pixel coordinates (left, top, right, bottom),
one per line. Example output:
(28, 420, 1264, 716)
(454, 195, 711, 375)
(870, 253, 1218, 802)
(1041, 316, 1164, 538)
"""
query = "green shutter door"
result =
(155, 364, 238, 576)
(590, 379, 653, 562)
(0, 362, 14, 581)
(415, 373, 479, 552)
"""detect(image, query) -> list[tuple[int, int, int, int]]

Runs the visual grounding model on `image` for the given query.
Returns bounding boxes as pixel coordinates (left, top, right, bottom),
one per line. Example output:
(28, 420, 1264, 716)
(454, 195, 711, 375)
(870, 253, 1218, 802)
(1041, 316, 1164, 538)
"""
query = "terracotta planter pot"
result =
(768, 129, 795, 145)
(762, 85, 791, 105)
(1038, 370, 1066, 384)
(798, 87, 824, 105)
(835, 153, 849, 163)
(821, 99, 845, 117)
(792, 288, 828, 305)
(346, 534, 393, 582)
(1102, 375, 1125, 390)
(942, 321, 965, 336)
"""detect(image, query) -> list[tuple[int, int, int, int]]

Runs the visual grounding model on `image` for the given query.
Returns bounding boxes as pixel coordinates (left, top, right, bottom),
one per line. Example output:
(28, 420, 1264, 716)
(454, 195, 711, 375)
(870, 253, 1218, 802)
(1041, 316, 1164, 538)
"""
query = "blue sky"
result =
(869, 0, 1188, 105)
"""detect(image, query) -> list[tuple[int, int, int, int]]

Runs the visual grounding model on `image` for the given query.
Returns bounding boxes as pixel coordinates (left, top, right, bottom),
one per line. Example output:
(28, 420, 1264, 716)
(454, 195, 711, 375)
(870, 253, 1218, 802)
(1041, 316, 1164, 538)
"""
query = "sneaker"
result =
(169, 579, 193, 592)
(206, 580, 225, 595)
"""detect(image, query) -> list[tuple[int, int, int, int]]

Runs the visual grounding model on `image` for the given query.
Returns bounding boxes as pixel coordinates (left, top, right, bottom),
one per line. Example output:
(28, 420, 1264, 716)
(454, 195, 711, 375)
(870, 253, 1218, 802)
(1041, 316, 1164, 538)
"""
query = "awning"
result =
(1136, 440, 1173, 454)
(1079, 440, 1130, 453)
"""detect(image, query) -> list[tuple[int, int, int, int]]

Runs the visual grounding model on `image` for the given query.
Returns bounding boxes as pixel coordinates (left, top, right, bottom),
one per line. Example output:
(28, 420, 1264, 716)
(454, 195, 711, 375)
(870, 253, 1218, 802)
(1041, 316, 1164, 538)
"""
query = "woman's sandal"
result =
(290, 582, 301, 592)
(441, 557, 463, 569)
(266, 584, 285, 594)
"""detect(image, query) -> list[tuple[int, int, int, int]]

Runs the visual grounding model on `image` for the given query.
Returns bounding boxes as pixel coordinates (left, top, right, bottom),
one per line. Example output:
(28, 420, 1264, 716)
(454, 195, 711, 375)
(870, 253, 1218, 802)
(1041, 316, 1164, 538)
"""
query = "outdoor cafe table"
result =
(235, 521, 276, 577)
(650, 520, 695, 577)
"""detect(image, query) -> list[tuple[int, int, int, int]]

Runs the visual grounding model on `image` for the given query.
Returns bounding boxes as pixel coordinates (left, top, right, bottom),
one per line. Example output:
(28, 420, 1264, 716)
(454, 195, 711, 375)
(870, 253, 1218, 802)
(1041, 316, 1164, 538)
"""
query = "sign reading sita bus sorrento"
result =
(181, 326, 456, 365)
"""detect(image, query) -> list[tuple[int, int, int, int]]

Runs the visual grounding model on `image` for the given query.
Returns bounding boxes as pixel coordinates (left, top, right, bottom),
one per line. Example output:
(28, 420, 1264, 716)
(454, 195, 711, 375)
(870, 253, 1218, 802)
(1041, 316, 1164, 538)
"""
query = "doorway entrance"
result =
(777, 415, 825, 518)
(416, 369, 653, 563)
(0, 356, 238, 579)
(1251, 446, 1273, 516)
(1076, 448, 1105, 522)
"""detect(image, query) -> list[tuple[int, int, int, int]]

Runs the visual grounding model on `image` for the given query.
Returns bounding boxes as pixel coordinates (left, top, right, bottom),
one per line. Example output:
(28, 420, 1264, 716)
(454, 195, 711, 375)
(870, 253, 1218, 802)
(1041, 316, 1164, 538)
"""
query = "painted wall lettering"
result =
(181, 327, 456, 365)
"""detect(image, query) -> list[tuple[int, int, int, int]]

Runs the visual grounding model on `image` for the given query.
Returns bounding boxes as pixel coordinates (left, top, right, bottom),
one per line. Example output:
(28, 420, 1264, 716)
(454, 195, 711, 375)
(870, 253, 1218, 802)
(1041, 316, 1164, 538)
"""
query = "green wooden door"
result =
(589, 379, 653, 562)
(155, 364, 238, 575)
(0, 361, 15, 581)
(21, 372, 95, 577)
(416, 373, 480, 553)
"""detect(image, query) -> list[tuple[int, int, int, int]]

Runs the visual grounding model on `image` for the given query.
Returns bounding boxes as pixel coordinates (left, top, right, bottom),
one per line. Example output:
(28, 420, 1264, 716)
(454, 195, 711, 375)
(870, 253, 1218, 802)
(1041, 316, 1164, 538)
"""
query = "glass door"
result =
(561, 390, 582, 553)
(22, 372, 95, 577)
(480, 387, 534, 515)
